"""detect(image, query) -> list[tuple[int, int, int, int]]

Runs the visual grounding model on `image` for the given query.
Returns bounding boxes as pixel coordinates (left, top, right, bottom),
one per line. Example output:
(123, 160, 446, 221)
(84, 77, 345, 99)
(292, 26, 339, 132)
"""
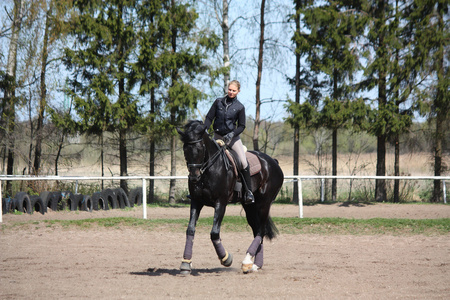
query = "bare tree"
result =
(252, 0, 265, 151)
(219, 0, 230, 92)
(3, 0, 25, 196)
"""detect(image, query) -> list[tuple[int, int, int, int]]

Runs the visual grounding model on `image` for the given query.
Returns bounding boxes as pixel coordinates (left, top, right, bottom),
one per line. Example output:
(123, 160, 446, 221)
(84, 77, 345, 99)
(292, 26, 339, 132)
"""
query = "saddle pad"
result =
(246, 151, 261, 176)
(224, 150, 239, 177)
(224, 150, 261, 177)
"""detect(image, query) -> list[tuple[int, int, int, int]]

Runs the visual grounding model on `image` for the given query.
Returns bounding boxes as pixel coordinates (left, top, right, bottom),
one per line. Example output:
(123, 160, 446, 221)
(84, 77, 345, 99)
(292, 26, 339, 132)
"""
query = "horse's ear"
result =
(176, 127, 184, 136)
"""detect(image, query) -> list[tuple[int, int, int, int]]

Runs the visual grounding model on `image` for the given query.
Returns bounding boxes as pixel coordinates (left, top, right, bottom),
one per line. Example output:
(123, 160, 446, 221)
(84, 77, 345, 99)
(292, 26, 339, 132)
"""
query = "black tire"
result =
(2, 197, 13, 214)
(14, 192, 32, 214)
(92, 192, 108, 211)
(80, 195, 93, 212)
(59, 191, 71, 211)
(68, 193, 83, 211)
(102, 188, 119, 209)
(46, 192, 61, 212)
(30, 195, 45, 215)
(129, 187, 142, 207)
(2, 198, 6, 214)
(39, 191, 51, 213)
(114, 188, 130, 208)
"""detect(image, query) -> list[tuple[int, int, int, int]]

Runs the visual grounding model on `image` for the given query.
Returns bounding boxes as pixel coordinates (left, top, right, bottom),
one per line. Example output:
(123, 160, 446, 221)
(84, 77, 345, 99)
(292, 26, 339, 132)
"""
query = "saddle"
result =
(215, 139, 261, 201)
(216, 140, 261, 177)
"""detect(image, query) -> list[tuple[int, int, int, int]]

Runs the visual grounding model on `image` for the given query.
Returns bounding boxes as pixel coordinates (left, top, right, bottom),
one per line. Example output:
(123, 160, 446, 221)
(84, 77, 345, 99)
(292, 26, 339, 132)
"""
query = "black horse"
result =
(177, 120, 284, 274)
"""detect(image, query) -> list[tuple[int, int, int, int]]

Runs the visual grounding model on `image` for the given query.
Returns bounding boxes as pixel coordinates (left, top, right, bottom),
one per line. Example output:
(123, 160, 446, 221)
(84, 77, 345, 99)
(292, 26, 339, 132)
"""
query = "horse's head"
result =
(177, 120, 207, 183)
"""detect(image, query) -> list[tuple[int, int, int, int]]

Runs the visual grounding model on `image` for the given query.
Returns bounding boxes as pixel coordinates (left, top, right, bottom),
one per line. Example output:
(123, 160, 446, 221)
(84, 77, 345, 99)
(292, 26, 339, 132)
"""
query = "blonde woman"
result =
(202, 80, 254, 204)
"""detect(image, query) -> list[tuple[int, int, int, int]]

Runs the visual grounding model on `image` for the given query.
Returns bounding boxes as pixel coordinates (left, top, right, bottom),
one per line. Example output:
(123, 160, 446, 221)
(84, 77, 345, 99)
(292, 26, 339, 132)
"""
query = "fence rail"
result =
(1, 175, 449, 222)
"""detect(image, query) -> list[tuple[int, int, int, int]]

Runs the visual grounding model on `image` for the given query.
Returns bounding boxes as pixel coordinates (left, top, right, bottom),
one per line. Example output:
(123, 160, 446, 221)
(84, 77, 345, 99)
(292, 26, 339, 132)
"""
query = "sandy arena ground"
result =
(1, 203, 450, 299)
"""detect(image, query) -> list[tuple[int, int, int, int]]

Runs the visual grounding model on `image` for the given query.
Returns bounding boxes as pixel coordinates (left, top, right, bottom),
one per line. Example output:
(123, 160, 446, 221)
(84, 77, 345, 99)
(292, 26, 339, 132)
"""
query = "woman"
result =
(202, 80, 254, 204)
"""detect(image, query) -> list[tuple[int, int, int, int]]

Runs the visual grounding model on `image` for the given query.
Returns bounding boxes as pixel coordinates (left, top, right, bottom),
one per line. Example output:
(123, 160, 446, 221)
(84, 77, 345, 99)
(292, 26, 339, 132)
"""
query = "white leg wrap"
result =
(242, 252, 253, 264)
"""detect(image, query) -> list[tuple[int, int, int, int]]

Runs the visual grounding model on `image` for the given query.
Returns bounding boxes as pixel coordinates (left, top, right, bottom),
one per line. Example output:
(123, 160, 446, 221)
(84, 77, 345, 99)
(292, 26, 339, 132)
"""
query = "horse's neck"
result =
(204, 134, 220, 160)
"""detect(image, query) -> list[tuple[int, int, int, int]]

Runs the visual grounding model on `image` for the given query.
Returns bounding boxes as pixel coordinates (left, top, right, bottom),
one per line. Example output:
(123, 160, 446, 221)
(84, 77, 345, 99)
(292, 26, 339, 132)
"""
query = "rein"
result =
(186, 136, 229, 178)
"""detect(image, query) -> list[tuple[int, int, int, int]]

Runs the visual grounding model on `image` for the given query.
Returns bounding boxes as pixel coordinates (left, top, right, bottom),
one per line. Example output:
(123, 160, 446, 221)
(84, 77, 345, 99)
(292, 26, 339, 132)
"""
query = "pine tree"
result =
(290, 0, 315, 204)
(300, 1, 364, 201)
(407, 0, 449, 202)
(63, 0, 140, 194)
(358, 0, 414, 202)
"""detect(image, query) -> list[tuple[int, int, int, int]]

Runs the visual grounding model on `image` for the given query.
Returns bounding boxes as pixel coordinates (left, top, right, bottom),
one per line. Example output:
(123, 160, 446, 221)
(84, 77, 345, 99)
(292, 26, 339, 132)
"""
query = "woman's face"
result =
(227, 83, 240, 99)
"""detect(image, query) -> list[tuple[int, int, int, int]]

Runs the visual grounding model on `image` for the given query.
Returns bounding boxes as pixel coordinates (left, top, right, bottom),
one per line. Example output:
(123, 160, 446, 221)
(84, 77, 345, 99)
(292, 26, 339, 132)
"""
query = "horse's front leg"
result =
(180, 199, 203, 275)
(211, 202, 233, 267)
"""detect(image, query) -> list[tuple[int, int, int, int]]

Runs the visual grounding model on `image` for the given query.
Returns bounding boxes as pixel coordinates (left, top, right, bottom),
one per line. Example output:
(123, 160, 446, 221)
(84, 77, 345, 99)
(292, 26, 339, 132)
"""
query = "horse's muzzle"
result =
(188, 166, 202, 183)
(188, 172, 201, 183)
(187, 163, 203, 183)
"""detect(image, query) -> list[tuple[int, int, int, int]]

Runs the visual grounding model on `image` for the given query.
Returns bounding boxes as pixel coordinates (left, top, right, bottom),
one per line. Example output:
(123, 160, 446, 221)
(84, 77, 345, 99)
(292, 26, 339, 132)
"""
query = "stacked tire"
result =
(2, 186, 142, 215)
(129, 187, 143, 207)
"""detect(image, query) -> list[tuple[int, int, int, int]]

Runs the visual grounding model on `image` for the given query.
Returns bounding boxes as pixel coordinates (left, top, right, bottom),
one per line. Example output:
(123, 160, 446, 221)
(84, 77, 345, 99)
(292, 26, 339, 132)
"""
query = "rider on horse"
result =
(200, 80, 254, 204)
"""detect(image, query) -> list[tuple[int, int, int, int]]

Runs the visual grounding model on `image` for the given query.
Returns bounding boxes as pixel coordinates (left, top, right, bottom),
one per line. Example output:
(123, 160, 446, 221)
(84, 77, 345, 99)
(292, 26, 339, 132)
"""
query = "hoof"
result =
(241, 263, 253, 273)
(221, 252, 233, 267)
(242, 263, 259, 274)
(180, 261, 192, 275)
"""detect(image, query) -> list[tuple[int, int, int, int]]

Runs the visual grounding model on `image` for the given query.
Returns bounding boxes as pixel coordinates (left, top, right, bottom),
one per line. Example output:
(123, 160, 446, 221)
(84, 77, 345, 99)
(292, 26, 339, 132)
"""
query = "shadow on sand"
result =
(130, 266, 238, 277)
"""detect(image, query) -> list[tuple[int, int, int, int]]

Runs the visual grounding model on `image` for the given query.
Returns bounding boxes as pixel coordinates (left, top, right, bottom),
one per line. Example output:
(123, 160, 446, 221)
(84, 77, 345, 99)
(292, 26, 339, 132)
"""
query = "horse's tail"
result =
(264, 216, 279, 241)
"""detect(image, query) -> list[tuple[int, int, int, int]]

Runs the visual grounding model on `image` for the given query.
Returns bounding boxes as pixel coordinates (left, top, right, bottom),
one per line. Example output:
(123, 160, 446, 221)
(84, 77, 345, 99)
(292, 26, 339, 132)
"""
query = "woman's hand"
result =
(223, 132, 234, 145)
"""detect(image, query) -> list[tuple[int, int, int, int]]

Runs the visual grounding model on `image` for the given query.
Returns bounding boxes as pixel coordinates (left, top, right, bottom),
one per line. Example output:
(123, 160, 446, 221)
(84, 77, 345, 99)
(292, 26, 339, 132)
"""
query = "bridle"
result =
(185, 136, 227, 182)
(186, 138, 204, 172)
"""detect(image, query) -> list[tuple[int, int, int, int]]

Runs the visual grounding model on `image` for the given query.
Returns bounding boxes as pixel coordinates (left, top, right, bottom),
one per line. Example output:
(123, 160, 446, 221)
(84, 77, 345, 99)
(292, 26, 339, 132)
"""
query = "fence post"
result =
(321, 178, 325, 202)
(443, 180, 447, 204)
(298, 178, 303, 218)
(142, 178, 147, 219)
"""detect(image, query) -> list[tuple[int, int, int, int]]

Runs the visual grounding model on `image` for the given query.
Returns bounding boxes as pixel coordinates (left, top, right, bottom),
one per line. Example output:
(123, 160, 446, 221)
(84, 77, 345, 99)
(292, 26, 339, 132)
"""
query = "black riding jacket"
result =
(204, 96, 246, 136)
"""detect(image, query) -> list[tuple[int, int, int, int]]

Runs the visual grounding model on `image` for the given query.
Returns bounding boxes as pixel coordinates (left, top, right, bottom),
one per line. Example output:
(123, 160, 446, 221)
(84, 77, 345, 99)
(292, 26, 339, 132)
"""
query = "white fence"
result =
(1, 175, 449, 223)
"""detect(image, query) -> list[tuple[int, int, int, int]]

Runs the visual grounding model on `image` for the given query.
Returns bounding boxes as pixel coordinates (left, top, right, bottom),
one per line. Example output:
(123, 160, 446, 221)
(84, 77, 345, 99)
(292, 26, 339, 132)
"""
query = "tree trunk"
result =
(119, 128, 128, 194)
(5, 0, 24, 196)
(28, 98, 34, 176)
(292, 0, 302, 204)
(55, 133, 64, 176)
(432, 1, 445, 203)
(375, 0, 387, 203)
(222, 0, 230, 93)
(169, 133, 177, 205)
(101, 132, 104, 190)
(168, 0, 177, 205)
(34, 4, 51, 176)
(393, 1, 400, 203)
(375, 69, 387, 202)
(117, 2, 128, 195)
(331, 68, 338, 202)
(394, 136, 400, 203)
(149, 84, 156, 203)
(332, 128, 337, 202)
(375, 134, 387, 202)
(433, 112, 443, 202)
(253, 0, 265, 152)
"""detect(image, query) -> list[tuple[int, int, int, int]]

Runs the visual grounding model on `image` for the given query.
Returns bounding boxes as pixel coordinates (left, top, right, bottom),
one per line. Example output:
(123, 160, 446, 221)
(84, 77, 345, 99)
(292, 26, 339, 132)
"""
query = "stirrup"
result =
(244, 190, 255, 204)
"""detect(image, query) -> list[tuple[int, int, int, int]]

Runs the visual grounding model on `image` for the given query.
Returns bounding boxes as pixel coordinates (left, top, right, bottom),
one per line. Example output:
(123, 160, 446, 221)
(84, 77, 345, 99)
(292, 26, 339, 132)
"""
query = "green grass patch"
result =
(2, 216, 449, 236)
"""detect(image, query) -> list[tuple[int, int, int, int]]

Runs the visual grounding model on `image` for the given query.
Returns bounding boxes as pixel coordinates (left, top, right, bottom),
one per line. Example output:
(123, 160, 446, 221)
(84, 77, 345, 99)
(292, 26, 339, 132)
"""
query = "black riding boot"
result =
(242, 166, 255, 204)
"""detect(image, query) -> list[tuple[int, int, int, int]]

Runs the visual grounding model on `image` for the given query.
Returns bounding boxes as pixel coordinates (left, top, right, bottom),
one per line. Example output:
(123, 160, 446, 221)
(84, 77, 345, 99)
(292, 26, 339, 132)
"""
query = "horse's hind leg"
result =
(242, 235, 263, 273)
(241, 203, 264, 273)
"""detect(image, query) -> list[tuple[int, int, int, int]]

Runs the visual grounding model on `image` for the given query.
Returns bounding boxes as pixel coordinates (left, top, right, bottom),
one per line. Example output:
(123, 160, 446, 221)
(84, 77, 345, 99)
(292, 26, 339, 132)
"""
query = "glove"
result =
(223, 132, 234, 145)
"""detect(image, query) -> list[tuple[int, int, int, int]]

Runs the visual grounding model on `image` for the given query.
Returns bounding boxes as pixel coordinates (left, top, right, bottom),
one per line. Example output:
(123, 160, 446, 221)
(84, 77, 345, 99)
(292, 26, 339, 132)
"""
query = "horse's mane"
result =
(179, 120, 205, 144)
